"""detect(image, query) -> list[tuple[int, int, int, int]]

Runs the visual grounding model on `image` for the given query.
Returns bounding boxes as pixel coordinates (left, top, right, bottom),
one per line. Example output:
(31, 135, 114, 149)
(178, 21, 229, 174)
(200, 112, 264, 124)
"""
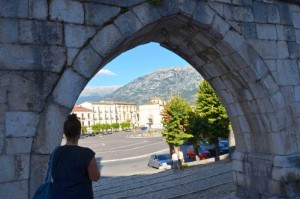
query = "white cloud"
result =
(97, 69, 117, 76)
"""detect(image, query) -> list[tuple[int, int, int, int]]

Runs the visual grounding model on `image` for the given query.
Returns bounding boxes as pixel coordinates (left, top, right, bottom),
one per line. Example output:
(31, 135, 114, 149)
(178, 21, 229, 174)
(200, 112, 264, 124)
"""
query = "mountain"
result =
(103, 66, 203, 105)
(76, 85, 122, 104)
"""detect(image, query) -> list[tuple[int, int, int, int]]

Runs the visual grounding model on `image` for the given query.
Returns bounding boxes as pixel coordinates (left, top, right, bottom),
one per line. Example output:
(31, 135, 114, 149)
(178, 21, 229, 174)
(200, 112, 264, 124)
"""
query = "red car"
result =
(186, 145, 210, 160)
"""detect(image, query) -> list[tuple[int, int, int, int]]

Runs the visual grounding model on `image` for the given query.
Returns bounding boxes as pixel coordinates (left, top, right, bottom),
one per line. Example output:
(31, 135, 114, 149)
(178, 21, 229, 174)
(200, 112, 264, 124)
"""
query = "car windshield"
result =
(157, 155, 168, 160)
(220, 141, 229, 147)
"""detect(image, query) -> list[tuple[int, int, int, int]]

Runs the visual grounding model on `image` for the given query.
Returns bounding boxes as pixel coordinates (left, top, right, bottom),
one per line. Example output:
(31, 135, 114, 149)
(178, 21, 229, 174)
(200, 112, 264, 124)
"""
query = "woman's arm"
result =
(87, 156, 100, 181)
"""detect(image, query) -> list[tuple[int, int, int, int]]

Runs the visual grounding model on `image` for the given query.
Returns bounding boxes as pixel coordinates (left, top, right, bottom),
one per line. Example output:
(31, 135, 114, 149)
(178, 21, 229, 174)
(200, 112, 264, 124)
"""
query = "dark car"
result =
(148, 154, 171, 169)
(205, 142, 229, 157)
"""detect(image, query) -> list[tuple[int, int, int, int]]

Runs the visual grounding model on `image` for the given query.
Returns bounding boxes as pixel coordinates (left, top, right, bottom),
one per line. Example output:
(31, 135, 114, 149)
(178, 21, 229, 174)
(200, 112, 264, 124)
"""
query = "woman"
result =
(52, 114, 100, 199)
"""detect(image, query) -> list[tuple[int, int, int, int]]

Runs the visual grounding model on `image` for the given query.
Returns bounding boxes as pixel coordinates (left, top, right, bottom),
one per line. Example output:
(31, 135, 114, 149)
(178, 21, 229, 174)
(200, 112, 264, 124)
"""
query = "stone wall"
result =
(0, 0, 299, 198)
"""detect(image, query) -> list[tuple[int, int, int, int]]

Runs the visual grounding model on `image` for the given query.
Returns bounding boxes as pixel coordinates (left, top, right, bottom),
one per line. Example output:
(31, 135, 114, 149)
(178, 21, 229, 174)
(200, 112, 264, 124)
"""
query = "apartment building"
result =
(79, 101, 138, 127)
(72, 105, 95, 127)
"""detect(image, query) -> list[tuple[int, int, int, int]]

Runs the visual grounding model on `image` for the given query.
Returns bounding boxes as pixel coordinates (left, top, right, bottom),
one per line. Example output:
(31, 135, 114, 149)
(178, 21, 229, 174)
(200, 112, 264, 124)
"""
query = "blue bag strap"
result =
(44, 146, 60, 183)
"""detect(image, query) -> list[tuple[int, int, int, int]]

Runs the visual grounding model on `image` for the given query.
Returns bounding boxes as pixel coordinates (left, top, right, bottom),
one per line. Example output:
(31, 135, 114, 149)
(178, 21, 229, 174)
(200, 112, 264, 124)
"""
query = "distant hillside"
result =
(76, 85, 122, 104)
(103, 66, 203, 105)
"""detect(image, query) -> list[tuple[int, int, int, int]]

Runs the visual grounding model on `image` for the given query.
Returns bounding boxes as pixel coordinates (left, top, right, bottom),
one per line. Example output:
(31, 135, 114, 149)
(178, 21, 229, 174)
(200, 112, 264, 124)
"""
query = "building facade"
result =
(71, 105, 95, 127)
(138, 98, 166, 129)
(79, 101, 138, 127)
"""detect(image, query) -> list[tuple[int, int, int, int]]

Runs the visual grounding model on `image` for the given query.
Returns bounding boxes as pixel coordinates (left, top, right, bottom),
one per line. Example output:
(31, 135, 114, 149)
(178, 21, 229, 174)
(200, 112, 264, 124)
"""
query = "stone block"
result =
(0, 180, 28, 199)
(277, 41, 289, 59)
(287, 41, 299, 58)
(238, 116, 250, 133)
(91, 24, 125, 57)
(208, 2, 223, 16)
(65, 24, 96, 48)
(6, 137, 33, 155)
(7, 72, 58, 111)
(0, 18, 18, 43)
(133, 2, 161, 25)
(272, 165, 300, 181)
(178, 0, 197, 17)
(232, 159, 244, 172)
(223, 30, 245, 52)
(29, 0, 48, 20)
(193, 2, 214, 25)
(0, 155, 15, 182)
(15, 155, 30, 180)
(232, 6, 254, 22)
(20, 20, 63, 45)
(67, 48, 79, 66)
(267, 4, 280, 24)
(296, 29, 300, 45)
(33, 103, 68, 154)
(278, 2, 293, 25)
(212, 16, 230, 38)
(52, 68, 88, 109)
(73, 45, 103, 78)
(156, 0, 180, 17)
(276, 25, 296, 41)
(50, 0, 84, 24)
(295, 85, 300, 101)
(276, 59, 300, 85)
(85, 3, 120, 26)
(6, 112, 39, 137)
(253, 1, 268, 23)
(92, 0, 144, 7)
(0, 44, 66, 72)
(0, 0, 28, 18)
(241, 23, 257, 39)
(256, 24, 277, 40)
(114, 11, 143, 37)
(248, 39, 278, 59)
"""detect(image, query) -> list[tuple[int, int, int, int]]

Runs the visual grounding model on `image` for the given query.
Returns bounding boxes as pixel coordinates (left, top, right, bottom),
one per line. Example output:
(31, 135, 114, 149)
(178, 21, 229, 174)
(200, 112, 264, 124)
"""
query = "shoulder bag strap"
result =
(44, 146, 60, 183)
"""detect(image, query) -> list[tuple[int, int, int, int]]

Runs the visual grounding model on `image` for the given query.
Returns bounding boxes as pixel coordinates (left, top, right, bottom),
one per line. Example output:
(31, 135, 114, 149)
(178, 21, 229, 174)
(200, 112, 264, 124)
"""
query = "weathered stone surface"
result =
(20, 20, 63, 45)
(0, 155, 15, 182)
(6, 137, 33, 154)
(0, 44, 66, 72)
(211, 16, 230, 38)
(65, 24, 96, 48)
(276, 59, 300, 85)
(178, 0, 198, 17)
(278, 1, 293, 25)
(0, 180, 28, 199)
(193, 2, 214, 25)
(114, 11, 143, 37)
(29, 0, 48, 20)
(7, 72, 59, 111)
(277, 41, 289, 58)
(73, 45, 103, 78)
(256, 24, 277, 40)
(296, 29, 300, 45)
(50, 0, 84, 24)
(91, 24, 125, 57)
(6, 112, 39, 137)
(67, 48, 79, 66)
(88, 0, 145, 7)
(156, 0, 180, 17)
(241, 23, 257, 39)
(15, 155, 30, 180)
(52, 68, 88, 109)
(133, 2, 161, 25)
(85, 3, 120, 26)
(0, 18, 19, 43)
(248, 40, 278, 59)
(33, 103, 68, 154)
(0, 0, 28, 18)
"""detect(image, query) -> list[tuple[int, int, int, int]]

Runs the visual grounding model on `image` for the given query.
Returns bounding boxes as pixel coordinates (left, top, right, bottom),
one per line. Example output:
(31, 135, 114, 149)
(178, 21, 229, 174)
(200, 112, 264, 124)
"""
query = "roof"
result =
(90, 101, 136, 105)
(72, 105, 93, 112)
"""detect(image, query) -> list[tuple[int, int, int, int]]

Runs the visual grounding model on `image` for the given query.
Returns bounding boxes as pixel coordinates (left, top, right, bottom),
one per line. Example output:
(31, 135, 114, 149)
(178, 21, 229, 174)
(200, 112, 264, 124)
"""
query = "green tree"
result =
(111, 122, 120, 132)
(81, 126, 87, 134)
(195, 80, 230, 161)
(91, 123, 102, 134)
(161, 94, 193, 154)
(120, 122, 130, 131)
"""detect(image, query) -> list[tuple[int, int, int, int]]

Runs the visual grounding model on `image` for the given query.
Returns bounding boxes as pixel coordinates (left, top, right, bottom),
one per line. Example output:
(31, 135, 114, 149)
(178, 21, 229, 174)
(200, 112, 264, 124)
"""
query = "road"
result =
(63, 131, 192, 177)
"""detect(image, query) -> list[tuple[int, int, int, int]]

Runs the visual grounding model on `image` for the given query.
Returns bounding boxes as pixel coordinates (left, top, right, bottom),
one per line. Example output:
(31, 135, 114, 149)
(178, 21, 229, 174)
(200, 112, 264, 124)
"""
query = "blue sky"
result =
(87, 42, 189, 86)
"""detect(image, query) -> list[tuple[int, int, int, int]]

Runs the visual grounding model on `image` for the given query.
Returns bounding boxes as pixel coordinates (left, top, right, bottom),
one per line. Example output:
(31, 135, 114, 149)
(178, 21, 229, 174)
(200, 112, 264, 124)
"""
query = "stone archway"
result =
(0, 0, 299, 198)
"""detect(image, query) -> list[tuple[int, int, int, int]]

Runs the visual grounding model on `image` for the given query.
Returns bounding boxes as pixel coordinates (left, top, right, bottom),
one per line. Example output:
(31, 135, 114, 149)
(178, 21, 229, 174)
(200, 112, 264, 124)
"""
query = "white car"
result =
(148, 154, 171, 169)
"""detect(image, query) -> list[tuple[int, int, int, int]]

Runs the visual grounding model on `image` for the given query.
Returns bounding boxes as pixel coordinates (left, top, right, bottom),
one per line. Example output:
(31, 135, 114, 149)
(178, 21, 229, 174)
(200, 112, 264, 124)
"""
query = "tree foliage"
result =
(194, 80, 230, 160)
(161, 94, 193, 148)
(195, 80, 230, 142)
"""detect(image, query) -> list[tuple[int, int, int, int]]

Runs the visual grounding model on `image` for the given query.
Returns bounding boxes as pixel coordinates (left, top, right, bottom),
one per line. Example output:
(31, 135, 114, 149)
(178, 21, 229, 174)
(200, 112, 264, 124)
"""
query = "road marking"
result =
(99, 148, 169, 163)
(93, 141, 166, 153)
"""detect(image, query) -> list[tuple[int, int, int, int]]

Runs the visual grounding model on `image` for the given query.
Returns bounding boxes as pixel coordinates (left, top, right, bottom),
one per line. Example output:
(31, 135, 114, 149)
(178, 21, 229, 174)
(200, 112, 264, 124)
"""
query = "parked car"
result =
(148, 154, 171, 169)
(205, 142, 229, 157)
(186, 145, 210, 160)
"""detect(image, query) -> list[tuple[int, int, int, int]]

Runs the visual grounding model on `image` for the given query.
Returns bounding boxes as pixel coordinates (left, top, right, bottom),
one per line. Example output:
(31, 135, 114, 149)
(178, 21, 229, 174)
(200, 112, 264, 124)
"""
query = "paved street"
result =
(62, 131, 171, 176)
